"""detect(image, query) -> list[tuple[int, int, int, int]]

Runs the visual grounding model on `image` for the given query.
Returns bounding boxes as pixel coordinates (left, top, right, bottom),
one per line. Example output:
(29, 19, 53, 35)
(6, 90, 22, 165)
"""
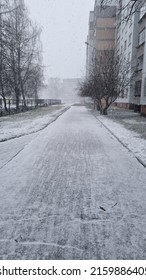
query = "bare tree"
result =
(79, 50, 131, 114)
(25, 64, 44, 104)
(17, 24, 43, 107)
(4, 0, 30, 109)
(0, 0, 44, 114)
(100, 0, 145, 22)
(0, 0, 19, 16)
(100, 0, 146, 22)
(0, 0, 10, 111)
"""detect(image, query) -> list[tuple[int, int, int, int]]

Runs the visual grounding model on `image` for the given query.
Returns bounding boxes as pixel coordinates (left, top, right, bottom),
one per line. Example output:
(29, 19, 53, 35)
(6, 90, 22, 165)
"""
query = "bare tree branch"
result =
(78, 50, 132, 114)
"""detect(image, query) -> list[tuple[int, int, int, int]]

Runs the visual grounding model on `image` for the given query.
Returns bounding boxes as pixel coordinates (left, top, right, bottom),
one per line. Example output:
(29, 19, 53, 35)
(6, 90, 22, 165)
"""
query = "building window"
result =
(140, 3, 146, 21)
(139, 29, 145, 45)
(144, 78, 146, 96)
(100, 55, 102, 64)
(128, 33, 132, 45)
(129, 18, 132, 27)
(137, 55, 143, 71)
(90, 22, 93, 30)
(124, 87, 129, 98)
(124, 40, 127, 50)
(128, 52, 131, 62)
(135, 80, 142, 97)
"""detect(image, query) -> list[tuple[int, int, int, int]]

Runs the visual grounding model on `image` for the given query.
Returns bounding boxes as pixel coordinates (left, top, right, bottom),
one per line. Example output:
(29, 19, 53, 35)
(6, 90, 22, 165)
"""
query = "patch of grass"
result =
(107, 107, 146, 140)
(0, 105, 64, 123)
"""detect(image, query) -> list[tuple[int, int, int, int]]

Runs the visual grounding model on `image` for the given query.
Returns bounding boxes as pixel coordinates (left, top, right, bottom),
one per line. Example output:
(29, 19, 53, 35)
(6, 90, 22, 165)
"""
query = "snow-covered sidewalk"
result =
(0, 105, 69, 142)
(93, 110, 146, 168)
(0, 106, 146, 259)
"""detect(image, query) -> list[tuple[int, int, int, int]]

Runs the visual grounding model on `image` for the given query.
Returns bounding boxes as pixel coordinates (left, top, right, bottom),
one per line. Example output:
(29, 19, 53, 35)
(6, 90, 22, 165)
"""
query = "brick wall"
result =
(114, 102, 134, 109)
(116, 103, 129, 109)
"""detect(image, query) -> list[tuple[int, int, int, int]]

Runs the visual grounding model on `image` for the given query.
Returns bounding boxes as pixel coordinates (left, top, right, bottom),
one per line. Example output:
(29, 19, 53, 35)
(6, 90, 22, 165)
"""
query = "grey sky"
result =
(24, 0, 95, 81)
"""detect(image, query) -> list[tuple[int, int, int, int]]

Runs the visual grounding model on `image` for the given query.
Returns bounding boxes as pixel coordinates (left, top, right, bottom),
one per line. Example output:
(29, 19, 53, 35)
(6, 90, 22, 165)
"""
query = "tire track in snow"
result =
(0, 146, 26, 170)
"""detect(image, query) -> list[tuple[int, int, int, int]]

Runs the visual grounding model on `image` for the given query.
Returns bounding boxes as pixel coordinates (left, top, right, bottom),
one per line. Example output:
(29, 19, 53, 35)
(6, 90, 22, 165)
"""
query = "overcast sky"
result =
(24, 0, 95, 81)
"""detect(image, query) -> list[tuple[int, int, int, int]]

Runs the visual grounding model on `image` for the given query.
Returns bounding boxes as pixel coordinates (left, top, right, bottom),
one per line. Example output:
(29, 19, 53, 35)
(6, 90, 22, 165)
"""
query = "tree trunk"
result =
(21, 83, 26, 108)
(3, 95, 8, 112)
(0, 78, 8, 112)
(96, 100, 100, 111)
(93, 99, 96, 110)
(102, 108, 108, 115)
(15, 86, 20, 111)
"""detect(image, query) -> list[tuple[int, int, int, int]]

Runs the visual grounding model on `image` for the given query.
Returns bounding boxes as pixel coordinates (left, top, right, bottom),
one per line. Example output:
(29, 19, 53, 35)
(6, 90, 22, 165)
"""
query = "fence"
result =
(0, 98, 62, 117)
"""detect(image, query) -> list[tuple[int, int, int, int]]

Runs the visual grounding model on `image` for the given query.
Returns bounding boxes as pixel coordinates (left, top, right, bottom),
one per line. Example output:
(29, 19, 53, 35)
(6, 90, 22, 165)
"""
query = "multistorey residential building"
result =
(86, 11, 94, 77)
(135, 0, 146, 114)
(86, 1, 116, 77)
(116, 0, 146, 113)
(86, 0, 146, 115)
(115, 0, 138, 109)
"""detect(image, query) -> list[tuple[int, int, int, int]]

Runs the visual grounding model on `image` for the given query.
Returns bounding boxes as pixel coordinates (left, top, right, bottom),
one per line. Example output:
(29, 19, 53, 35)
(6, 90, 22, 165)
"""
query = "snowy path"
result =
(0, 106, 146, 259)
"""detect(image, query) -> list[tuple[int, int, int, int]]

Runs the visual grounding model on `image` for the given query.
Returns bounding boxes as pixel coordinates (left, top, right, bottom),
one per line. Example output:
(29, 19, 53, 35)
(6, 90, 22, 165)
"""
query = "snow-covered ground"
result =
(93, 109, 146, 167)
(0, 105, 69, 142)
(0, 105, 146, 259)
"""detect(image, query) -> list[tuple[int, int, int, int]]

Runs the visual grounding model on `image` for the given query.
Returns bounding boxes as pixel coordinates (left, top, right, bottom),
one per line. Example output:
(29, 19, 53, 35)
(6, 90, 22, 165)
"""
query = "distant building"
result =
(38, 84, 49, 99)
(62, 78, 81, 104)
(38, 78, 81, 105)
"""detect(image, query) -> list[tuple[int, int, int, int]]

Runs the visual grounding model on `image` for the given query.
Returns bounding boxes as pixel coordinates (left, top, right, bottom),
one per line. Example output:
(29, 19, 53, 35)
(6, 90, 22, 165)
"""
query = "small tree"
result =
(0, 0, 43, 112)
(79, 50, 131, 115)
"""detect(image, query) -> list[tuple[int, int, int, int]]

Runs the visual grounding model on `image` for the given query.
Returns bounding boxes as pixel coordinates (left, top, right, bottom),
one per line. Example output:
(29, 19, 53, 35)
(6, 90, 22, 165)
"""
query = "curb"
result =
(93, 113, 146, 169)
(0, 106, 70, 143)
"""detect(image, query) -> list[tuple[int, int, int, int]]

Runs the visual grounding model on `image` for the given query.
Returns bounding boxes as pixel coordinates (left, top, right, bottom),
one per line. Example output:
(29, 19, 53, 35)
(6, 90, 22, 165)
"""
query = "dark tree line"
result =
(0, 0, 43, 112)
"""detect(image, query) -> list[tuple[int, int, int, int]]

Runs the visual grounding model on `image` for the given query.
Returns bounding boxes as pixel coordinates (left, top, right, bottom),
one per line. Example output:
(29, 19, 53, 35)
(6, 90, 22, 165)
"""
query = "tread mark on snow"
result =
(99, 206, 106, 212)
(111, 203, 118, 208)
(0, 146, 26, 170)
(19, 242, 83, 252)
(0, 239, 83, 252)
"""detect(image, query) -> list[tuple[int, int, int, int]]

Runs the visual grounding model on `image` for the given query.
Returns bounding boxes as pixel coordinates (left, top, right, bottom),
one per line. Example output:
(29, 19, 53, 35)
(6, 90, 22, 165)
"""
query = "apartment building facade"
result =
(114, 0, 146, 114)
(86, 11, 94, 77)
(115, 0, 138, 109)
(86, 1, 116, 77)
(86, 0, 146, 115)
(135, 1, 146, 114)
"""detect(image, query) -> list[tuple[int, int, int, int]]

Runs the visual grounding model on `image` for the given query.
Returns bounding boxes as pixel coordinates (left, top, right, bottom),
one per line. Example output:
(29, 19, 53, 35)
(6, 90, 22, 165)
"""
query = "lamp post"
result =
(85, 41, 98, 58)
(85, 41, 98, 77)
